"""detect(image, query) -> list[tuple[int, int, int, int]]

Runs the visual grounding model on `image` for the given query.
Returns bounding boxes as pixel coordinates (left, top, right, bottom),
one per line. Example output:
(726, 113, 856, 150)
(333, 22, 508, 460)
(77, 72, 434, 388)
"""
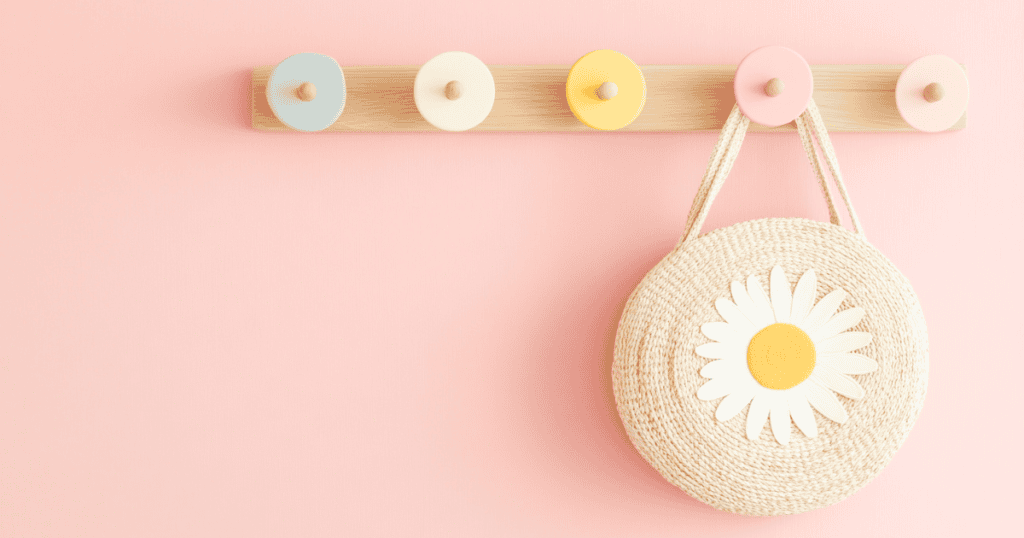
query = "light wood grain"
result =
(297, 82, 316, 102)
(596, 81, 618, 100)
(923, 82, 945, 103)
(444, 80, 462, 101)
(764, 78, 785, 97)
(251, 64, 967, 132)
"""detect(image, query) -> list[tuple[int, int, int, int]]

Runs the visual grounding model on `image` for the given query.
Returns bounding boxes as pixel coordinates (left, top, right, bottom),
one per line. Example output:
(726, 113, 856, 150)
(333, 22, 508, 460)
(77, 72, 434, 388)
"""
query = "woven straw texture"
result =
(613, 103, 929, 516)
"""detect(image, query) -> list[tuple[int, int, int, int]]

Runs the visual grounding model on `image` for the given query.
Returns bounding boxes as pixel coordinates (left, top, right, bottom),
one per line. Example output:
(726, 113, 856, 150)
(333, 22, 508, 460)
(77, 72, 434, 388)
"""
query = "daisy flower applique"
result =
(695, 267, 877, 444)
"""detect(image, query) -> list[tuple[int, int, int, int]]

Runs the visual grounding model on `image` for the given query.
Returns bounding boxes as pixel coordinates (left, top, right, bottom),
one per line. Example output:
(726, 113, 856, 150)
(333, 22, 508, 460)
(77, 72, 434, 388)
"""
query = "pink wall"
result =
(2, 1, 1022, 536)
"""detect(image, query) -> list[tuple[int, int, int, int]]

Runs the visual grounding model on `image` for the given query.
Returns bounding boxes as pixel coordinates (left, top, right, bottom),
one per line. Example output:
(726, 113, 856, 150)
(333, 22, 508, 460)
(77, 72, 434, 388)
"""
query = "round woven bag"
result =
(613, 101, 929, 516)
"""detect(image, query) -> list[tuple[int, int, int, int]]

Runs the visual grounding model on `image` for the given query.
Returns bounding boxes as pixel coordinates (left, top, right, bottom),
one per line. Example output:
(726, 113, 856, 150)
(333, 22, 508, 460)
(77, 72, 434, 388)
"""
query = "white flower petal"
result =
(746, 393, 772, 441)
(770, 266, 792, 323)
(699, 359, 736, 379)
(814, 367, 866, 399)
(701, 322, 737, 344)
(811, 307, 865, 341)
(695, 342, 737, 359)
(715, 384, 755, 422)
(820, 353, 878, 374)
(817, 331, 873, 354)
(715, 298, 755, 330)
(696, 378, 733, 401)
(801, 289, 848, 333)
(769, 397, 791, 445)
(790, 269, 817, 324)
(731, 281, 759, 325)
(805, 382, 849, 424)
(788, 391, 818, 438)
(746, 275, 775, 327)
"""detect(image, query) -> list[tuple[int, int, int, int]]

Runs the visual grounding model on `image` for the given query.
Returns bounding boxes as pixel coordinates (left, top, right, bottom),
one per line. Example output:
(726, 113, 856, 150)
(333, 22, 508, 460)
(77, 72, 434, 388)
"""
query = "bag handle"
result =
(679, 99, 864, 247)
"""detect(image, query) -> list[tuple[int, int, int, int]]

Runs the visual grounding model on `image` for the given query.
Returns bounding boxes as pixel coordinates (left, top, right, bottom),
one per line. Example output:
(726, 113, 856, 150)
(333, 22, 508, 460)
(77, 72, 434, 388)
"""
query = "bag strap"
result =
(679, 99, 864, 248)
(802, 100, 864, 236)
(795, 111, 841, 228)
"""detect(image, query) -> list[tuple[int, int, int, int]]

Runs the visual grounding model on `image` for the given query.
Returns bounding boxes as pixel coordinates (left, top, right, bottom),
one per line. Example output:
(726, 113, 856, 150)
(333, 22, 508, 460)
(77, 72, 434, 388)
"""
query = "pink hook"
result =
(895, 54, 969, 132)
(733, 46, 814, 127)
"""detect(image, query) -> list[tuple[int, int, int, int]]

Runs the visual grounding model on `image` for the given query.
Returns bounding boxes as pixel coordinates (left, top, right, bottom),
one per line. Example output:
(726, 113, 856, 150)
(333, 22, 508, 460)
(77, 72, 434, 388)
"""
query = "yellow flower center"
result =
(747, 323, 816, 390)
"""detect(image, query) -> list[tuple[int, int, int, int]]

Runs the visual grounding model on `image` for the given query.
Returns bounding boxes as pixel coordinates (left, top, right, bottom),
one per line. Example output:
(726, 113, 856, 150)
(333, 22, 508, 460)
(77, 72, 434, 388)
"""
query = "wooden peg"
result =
(764, 78, 785, 97)
(923, 82, 945, 103)
(297, 82, 317, 102)
(596, 81, 618, 100)
(445, 80, 463, 100)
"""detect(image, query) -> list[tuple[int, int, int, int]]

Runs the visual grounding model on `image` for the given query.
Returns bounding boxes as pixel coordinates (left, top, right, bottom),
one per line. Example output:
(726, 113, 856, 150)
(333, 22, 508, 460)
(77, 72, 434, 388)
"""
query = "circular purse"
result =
(613, 101, 929, 516)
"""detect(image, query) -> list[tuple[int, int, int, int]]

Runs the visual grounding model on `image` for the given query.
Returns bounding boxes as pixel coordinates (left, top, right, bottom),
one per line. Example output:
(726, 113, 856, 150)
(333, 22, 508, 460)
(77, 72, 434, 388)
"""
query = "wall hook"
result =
(251, 51, 968, 133)
(414, 52, 495, 132)
(733, 46, 814, 128)
(565, 50, 647, 131)
(895, 54, 969, 132)
(266, 53, 346, 132)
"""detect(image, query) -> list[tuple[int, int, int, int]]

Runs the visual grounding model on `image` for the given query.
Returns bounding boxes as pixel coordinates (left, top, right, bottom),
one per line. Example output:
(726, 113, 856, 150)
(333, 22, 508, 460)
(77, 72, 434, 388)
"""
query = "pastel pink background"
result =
(2, 1, 1022, 536)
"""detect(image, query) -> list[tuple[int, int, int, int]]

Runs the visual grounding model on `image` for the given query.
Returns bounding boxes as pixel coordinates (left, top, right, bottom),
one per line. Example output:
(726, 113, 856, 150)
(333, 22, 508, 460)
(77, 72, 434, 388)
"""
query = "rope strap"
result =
(678, 99, 864, 248)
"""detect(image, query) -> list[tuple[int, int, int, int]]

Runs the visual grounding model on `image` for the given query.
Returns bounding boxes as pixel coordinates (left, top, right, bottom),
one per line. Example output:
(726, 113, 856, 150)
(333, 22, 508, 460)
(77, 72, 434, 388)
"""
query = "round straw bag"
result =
(613, 101, 928, 516)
